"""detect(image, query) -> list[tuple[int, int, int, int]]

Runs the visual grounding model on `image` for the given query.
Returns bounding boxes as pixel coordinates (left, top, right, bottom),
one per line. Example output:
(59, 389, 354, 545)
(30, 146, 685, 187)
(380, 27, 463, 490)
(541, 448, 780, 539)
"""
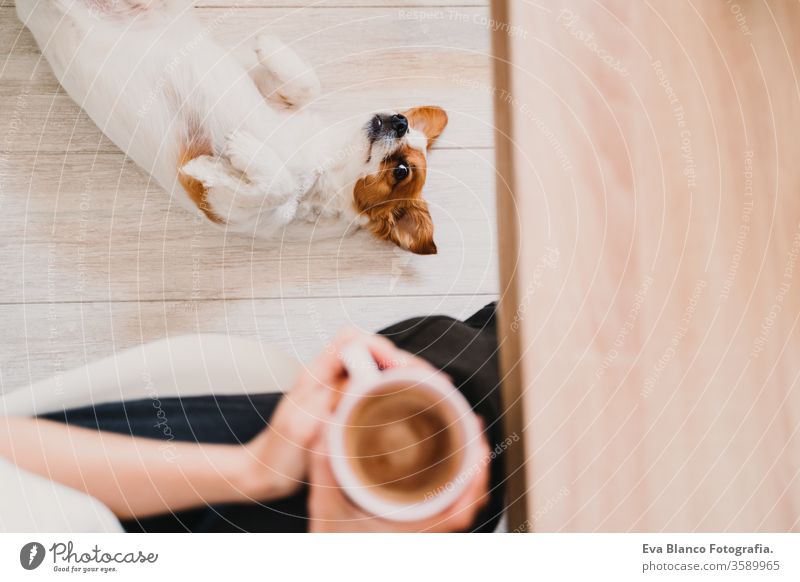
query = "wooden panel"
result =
(0, 6, 494, 152)
(0, 148, 497, 302)
(493, 0, 800, 531)
(489, 0, 528, 531)
(0, 294, 494, 389)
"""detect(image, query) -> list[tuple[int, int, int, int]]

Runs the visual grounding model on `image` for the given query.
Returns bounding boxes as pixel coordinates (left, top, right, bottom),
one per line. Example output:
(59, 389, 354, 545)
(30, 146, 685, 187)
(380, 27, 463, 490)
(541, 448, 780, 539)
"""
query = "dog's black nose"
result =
(391, 114, 408, 137)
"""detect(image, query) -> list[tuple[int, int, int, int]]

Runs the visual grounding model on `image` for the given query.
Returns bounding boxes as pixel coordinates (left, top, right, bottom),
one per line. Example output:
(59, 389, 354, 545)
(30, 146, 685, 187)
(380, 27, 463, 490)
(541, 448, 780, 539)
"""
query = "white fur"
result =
(16, 0, 419, 239)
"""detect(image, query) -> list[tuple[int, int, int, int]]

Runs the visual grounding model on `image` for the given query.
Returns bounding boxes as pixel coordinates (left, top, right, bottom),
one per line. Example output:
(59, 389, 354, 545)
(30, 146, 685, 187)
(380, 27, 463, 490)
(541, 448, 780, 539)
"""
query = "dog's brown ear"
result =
(389, 203, 437, 255)
(402, 106, 448, 149)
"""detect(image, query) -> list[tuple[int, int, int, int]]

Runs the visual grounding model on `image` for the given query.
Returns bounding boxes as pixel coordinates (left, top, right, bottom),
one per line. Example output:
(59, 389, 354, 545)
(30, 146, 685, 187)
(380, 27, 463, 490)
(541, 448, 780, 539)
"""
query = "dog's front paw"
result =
(223, 131, 298, 205)
(223, 130, 264, 177)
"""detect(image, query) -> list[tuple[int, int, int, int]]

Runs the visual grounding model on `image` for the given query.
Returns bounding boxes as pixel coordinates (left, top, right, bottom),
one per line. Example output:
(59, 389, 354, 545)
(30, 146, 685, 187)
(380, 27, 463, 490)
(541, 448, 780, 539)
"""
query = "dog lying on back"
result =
(17, 0, 448, 253)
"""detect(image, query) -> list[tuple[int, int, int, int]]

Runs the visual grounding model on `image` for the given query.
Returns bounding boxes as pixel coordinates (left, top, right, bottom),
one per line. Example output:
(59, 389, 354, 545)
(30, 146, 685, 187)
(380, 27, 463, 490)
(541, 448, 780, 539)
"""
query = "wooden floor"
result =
(0, 0, 496, 389)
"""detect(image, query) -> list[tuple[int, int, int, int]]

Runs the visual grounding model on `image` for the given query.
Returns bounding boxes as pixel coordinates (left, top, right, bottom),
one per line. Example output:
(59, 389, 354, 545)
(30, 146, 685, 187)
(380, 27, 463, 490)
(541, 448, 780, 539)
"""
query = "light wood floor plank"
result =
(2, 0, 487, 8)
(0, 294, 496, 389)
(0, 148, 498, 302)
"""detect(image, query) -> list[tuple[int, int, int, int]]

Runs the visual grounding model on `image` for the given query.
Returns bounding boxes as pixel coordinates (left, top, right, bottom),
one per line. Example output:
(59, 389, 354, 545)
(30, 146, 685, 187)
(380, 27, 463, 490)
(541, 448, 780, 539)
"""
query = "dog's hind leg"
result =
(244, 35, 321, 108)
(179, 155, 268, 226)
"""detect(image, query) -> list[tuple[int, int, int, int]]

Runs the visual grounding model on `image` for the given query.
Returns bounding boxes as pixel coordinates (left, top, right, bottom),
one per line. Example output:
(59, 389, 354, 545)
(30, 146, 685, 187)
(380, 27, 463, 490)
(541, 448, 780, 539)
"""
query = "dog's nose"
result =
(391, 114, 408, 137)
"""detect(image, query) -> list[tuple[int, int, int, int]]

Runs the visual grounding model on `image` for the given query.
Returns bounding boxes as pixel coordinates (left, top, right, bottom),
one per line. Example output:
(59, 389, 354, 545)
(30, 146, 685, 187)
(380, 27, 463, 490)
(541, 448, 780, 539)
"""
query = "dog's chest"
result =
(295, 192, 347, 222)
(293, 174, 354, 223)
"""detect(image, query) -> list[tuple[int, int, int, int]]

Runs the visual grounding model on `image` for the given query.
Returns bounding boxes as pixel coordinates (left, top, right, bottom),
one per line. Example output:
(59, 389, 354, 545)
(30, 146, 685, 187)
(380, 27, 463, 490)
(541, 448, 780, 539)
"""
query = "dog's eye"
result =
(393, 164, 409, 181)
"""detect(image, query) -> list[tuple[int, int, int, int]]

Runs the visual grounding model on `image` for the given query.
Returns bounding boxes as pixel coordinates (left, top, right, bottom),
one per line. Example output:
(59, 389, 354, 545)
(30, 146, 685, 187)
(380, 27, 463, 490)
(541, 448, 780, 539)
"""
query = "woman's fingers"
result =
(309, 327, 441, 386)
(416, 435, 492, 532)
(308, 437, 338, 488)
(308, 436, 377, 531)
(305, 347, 348, 388)
(362, 335, 437, 374)
(326, 327, 433, 372)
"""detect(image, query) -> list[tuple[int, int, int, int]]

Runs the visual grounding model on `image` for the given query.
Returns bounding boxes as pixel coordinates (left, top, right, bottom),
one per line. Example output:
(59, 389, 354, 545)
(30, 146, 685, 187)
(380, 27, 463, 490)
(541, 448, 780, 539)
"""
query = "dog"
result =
(16, 0, 448, 254)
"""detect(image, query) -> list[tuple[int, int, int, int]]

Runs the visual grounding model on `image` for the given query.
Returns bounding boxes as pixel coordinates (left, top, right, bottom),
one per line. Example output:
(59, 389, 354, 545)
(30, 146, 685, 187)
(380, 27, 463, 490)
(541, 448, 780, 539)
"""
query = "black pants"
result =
(43, 304, 505, 532)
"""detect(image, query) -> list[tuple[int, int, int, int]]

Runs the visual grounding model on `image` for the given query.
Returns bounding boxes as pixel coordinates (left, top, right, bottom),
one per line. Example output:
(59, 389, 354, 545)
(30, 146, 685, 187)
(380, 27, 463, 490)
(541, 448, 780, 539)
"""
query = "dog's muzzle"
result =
(368, 113, 408, 143)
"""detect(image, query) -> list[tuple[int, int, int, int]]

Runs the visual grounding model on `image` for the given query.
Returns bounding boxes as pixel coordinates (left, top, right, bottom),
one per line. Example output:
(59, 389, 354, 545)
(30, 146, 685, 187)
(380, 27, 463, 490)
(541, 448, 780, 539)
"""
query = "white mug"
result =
(327, 342, 482, 522)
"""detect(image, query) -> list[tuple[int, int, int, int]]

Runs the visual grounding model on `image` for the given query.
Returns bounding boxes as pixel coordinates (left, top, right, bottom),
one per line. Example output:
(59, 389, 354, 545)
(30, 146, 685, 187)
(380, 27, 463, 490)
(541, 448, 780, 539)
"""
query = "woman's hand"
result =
(241, 329, 414, 500)
(244, 327, 492, 533)
(307, 431, 491, 532)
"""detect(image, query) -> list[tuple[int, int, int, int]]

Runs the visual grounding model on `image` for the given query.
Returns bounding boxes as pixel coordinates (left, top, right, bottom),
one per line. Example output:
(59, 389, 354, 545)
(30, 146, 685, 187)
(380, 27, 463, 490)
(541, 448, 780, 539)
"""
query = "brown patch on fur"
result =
(353, 144, 436, 254)
(177, 136, 225, 225)
(402, 106, 448, 149)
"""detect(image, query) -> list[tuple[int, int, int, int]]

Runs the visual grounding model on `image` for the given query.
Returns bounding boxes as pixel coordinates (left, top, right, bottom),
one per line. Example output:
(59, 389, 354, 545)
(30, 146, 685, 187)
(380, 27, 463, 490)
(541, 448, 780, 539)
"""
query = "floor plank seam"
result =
(0, 293, 499, 307)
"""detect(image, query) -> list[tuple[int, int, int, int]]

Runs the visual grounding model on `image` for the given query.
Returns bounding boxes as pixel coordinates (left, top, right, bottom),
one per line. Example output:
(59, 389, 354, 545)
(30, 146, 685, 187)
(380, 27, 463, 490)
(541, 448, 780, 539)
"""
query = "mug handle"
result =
(339, 342, 382, 388)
